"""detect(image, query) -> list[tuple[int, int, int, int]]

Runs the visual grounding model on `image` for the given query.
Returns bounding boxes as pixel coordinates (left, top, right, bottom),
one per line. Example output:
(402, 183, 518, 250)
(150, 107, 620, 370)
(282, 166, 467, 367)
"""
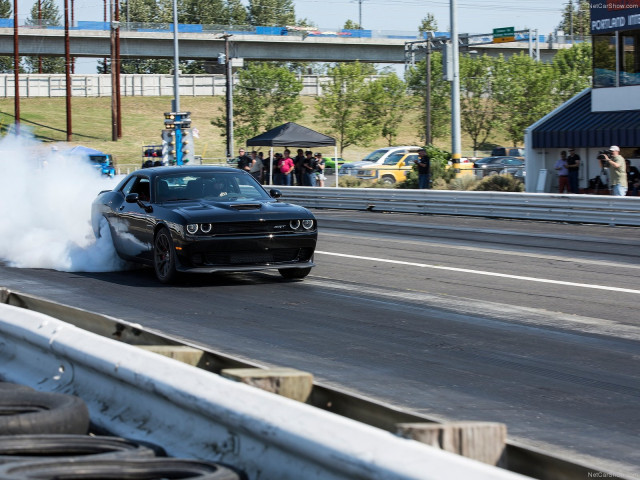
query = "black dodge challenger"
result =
(91, 166, 317, 283)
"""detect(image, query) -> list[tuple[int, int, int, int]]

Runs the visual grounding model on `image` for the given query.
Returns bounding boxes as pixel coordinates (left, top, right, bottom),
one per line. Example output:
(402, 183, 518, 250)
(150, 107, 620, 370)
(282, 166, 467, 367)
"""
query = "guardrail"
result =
(0, 288, 627, 480)
(276, 187, 640, 226)
(0, 299, 529, 480)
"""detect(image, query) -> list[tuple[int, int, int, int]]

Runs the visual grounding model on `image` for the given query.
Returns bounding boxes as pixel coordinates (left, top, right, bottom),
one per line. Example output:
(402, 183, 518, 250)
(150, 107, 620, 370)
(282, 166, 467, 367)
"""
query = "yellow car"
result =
(355, 152, 419, 185)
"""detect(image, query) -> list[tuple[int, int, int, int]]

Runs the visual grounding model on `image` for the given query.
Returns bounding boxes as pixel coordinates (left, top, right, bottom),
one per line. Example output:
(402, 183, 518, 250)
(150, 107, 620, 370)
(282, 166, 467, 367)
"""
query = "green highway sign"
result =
(493, 26, 515, 43)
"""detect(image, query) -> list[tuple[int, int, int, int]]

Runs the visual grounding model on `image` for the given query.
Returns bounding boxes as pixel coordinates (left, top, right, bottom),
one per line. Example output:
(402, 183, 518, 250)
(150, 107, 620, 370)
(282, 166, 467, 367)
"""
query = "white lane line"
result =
(315, 251, 640, 295)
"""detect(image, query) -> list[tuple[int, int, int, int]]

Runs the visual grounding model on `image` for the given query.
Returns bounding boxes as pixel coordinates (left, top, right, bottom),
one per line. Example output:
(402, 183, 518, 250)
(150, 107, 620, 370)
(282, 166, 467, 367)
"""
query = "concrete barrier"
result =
(0, 303, 530, 480)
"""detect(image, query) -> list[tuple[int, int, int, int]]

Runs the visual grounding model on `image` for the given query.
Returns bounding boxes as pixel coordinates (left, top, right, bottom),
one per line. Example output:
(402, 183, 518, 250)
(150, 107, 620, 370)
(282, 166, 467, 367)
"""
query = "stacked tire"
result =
(0, 383, 244, 479)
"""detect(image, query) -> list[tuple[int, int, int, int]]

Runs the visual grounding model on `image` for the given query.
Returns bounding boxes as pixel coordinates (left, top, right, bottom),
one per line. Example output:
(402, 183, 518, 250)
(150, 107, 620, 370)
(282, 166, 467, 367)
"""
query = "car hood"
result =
(340, 161, 377, 170)
(165, 200, 312, 223)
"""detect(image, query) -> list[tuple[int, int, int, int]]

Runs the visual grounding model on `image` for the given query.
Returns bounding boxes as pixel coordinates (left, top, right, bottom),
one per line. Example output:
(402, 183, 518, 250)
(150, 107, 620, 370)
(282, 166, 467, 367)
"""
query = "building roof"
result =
(531, 90, 640, 148)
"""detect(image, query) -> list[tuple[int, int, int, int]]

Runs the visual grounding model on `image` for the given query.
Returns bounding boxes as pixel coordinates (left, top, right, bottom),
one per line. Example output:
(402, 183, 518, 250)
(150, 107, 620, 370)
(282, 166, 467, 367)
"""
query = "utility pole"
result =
(110, 0, 117, 141)
(358, 0, 363, 28)
(64, 0, 72, 141)
(115, 0, 121, 138)
(221, 34, 234, 160)
(425, 39, 432, 145)
(172, 0, 180, 113)
(450, 0, 461, 163)
(13, 0, 19, 133)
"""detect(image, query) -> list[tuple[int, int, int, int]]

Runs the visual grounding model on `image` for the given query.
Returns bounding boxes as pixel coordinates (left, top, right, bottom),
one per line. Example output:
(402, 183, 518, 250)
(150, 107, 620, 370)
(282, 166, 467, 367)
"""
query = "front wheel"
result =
(380, 175, 396, 185)
(279, 267, 312, 280)
(154, 227, 178, 283)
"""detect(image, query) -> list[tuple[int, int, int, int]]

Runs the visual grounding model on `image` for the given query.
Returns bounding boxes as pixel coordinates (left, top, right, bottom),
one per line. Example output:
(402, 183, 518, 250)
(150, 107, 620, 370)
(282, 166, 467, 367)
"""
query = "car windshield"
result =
(362, 149, 390, 162)
(382, 153, 405, 165)
(155, 171, 270, 203)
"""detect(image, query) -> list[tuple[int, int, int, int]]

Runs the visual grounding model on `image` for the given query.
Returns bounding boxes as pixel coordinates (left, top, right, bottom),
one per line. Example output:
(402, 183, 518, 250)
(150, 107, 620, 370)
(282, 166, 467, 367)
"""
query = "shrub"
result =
(449, 175, 480, 190)
(472, 174, 524, 192)
(338, 175, 366, 188)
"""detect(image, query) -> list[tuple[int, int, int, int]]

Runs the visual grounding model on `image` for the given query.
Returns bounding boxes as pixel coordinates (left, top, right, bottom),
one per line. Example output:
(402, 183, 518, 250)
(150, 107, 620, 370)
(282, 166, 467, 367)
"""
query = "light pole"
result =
(172, 0, 180, 112)
(450, 0, 461, 163)
(220, 34, 234, 161)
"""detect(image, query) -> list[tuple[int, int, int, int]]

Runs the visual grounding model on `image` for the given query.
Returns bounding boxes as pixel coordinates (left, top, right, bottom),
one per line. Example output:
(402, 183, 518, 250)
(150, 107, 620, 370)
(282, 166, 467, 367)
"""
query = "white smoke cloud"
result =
(0, 131, 127, 272)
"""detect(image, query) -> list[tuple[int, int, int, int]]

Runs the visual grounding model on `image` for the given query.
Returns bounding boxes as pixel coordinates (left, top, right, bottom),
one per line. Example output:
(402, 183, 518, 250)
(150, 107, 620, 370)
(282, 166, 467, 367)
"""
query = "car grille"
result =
(208, 221, 303, 235)
(196, 248, 313, 266)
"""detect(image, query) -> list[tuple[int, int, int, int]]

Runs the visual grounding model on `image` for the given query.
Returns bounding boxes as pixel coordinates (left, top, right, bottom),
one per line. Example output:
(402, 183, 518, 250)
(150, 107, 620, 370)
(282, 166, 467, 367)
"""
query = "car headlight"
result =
(289, 220, 301, 230)
(302, 219, 314, 230)
(360, 170, 375, 176)
(200, 223, 212, 234)
(186, 224, 198, 234)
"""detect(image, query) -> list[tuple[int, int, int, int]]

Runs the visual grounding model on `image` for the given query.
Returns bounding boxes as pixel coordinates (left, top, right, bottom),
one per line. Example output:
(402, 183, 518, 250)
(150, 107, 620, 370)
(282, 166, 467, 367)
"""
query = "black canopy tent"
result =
(246, 122, 338, 186)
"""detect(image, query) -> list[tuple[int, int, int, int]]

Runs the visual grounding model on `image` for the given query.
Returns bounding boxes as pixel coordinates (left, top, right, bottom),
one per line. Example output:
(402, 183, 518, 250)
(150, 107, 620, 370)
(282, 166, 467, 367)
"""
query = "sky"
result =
(15, 0, 567, 72)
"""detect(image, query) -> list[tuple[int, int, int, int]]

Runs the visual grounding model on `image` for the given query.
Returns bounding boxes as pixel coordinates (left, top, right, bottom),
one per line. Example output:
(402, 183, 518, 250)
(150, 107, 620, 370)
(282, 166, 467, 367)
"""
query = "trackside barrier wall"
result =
(0, 303, 531, 480)
(275, 187, 640, 226)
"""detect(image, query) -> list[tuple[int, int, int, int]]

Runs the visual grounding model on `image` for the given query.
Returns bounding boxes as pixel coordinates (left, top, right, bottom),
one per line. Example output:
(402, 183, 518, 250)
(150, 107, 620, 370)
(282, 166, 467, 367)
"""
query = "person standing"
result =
(625, 159, 640, 196)
(278, 150, 295, 186)
(302, 151, 317, 186)
(566, 148, 581, 193)
(236, 148, 253, 173)
(249, 150, 263, 183)
(604, 146, 627, 196)
(415, 148, 431, 189)
(294, 149, 306, 186)
(314, 153, 326, 187)
(554, 151, 569, 193)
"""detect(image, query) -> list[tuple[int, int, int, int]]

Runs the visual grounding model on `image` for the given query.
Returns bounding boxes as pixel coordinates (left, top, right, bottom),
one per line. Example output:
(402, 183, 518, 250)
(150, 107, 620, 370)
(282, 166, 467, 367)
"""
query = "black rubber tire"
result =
(0, 391, 89, 435)
(279, 267, 312, 280)
(0, 383, 33, 392)
(380, 175, 396, 185)
(154, 227, 178, 284)
(0, 435, 162, 465)
(0, 458, 245, 479)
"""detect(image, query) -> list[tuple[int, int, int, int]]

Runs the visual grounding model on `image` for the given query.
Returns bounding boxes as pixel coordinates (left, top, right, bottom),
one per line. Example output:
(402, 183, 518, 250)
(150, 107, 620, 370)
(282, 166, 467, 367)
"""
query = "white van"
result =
(339, 146, 422, 177)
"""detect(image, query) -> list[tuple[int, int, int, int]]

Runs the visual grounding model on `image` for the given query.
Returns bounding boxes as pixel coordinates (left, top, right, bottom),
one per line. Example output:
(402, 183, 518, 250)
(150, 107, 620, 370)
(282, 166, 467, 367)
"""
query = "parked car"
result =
(91, 166, 317, 283)
(339, 146, 421, 177)
(491, 146, 524, 158)
(62, 145, 116, 177)
(355, 152, 419, 184)
(473, 156, 524, 177)
(322, 157, 345, 169)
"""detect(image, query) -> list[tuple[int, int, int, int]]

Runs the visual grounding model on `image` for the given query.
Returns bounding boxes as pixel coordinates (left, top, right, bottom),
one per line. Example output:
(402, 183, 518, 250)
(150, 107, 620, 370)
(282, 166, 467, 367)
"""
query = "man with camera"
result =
(415, 148, 431, 189)
(600, 146, 627, 196)
(566, 148, 581, 193)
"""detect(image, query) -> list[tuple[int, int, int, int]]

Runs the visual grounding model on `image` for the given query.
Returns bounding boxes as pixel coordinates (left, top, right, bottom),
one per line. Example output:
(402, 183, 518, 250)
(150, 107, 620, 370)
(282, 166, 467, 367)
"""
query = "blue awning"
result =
(531, 90, 640, 148)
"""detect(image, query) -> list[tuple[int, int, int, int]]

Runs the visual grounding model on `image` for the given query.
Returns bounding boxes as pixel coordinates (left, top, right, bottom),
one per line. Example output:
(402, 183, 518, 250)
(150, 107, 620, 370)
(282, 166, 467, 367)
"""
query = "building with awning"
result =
(524, 2, 640, 193)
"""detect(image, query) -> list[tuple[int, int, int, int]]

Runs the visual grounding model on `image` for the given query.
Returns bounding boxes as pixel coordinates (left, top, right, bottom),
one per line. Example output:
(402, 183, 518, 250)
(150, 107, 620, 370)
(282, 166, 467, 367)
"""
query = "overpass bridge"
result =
(0, 26, 575, 65)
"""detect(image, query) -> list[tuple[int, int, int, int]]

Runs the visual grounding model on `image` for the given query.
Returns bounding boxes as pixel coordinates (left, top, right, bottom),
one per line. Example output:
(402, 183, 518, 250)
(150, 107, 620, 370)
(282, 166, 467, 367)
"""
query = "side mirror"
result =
(125, 193, 139, 203)
(269, 189, 282, 199)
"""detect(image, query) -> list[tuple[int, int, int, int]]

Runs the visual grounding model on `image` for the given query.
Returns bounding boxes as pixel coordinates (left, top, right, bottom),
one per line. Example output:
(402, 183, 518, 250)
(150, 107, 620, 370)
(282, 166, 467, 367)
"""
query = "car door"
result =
(111, 175, 156, 262)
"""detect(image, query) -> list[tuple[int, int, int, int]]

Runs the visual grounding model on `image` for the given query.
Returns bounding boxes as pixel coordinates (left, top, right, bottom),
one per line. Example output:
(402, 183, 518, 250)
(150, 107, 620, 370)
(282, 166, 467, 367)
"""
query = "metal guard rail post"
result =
(276, 187, 640, 227)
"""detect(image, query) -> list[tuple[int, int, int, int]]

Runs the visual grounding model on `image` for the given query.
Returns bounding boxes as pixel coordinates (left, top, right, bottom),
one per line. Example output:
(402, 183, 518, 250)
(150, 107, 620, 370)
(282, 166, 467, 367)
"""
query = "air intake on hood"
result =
(231, 203, 263, 210)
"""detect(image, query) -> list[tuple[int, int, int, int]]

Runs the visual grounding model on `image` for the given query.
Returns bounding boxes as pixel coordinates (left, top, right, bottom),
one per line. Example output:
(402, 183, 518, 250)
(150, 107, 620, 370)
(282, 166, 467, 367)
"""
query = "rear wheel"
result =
(154, 227, 178, 284)
(279, 267, 312, 280)
(380, 175, 396, 185)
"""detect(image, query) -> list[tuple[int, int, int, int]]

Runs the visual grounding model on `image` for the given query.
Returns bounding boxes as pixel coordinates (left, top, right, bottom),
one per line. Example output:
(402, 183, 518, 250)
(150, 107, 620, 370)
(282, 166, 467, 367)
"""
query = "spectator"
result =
(626, 159, 640, 195)
(278, 151, 295, 186)
(249, 150, 263, 183)
(415, 148, 431, 189)
(273, 152, 283, 184)
(302, 151, 317, 186)
(236, 148, 253, 173)
(604, 146, 627, 196)
(294, 149, 306, 186)
(566, 148, 581, 193)
(554, 151, 569, 193)
(315, 152, 326, 187)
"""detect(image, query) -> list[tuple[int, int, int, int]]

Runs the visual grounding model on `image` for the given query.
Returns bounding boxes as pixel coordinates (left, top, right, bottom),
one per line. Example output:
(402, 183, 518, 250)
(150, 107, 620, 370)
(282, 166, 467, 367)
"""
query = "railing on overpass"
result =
(275, 186, 640, 227)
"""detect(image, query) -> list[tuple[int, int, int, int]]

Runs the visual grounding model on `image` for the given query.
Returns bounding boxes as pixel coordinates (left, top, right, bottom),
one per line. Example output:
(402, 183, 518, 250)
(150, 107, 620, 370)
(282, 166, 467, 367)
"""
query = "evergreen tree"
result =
(557, 0, 590, 38)
(0, 0, 12, 73)
(24, 0, 65, 73)
(343, 20, 361, 30)
(418, 13, 437, 35)
(211, 62, 303, 144)
(184, 0, 228, 25)
(316, 62, 380, 156)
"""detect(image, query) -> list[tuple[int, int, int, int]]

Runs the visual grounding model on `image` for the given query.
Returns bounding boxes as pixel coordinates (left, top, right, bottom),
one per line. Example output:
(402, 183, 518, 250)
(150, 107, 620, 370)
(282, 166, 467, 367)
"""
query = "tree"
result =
(248, 0, 295, 26)
(0, 0, 12, 73)
(459, 54, 501, 154)
(211, 62, 303, 144)
(316, 62, 380, 156)
(492, 53, 555, 147)
(551, 42, 592, 102)
(418, 13, 437, 35)
(24, 0, 64, 73)
(364, 73, 413, 146)
(405, 52, 450, 142)
(343, 20, 361, 30)
(557, 0, 590, 39)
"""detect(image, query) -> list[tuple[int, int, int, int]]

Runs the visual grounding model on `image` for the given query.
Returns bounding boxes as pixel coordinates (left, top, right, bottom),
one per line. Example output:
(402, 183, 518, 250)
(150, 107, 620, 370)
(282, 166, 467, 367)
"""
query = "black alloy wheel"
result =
(154, 227, 178, 284)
